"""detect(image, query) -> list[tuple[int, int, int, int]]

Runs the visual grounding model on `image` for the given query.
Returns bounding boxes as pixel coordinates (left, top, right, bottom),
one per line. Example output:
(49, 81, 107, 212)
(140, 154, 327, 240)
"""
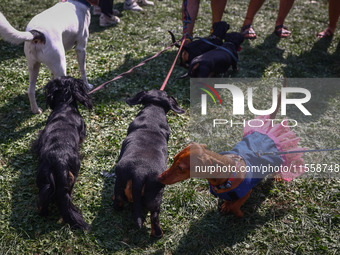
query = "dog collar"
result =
(209, 155, 242, 193)
(210, 173, 235, 192)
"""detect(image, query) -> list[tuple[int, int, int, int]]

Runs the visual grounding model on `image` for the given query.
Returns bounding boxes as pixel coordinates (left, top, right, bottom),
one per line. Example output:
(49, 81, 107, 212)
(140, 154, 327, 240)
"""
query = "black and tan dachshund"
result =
(32, 76, 92, 230)
(182, 32, 244, 78)
(170, 21, 230, 67)
(112, 90, 184, 237)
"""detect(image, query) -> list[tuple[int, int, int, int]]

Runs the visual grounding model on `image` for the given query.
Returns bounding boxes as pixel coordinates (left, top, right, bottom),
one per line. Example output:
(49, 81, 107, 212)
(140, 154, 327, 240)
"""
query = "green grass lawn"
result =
(0, 0, 339, 254)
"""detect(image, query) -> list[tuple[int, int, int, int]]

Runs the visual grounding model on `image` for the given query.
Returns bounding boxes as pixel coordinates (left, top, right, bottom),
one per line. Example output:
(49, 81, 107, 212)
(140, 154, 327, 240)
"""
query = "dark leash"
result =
(183, 0, 192, 33)
(195, 37, 239, 63)
(160, 36, 186, 91)
(256, 148, 340, 157)
(89, 38, 183, 94)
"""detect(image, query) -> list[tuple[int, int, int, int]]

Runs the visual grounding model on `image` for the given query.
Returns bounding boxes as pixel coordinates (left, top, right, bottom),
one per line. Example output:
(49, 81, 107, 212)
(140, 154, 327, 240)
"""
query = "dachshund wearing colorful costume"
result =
(159, 112, 305, 218)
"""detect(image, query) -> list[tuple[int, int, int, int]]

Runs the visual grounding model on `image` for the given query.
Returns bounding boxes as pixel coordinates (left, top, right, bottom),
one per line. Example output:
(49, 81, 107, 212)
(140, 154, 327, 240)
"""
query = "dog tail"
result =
(168, 30, 180, 48)
(55, 168, 89, 230)
(0, 12, 34, 44)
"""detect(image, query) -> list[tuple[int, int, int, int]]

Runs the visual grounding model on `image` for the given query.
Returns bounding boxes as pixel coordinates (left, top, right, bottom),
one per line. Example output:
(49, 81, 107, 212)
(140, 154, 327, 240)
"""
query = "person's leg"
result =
(275, 0, 294, 26)
(211, 0, 227, 24)
(328, 0, 340, 31)
(100, 0, 113, 17)
(183, 0, 200, 37)
(274, 0, 294, 38)
(317, 0, 340, 37)
(242, 0, 266, 27)
(241, 0, 266, 39)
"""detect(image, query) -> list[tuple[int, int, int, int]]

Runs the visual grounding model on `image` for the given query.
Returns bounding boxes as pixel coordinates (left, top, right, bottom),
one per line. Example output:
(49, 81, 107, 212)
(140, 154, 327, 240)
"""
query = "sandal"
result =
(317, 28, 334, 38)
(241, 24, 257, 39)
(274, 25, 291, 38)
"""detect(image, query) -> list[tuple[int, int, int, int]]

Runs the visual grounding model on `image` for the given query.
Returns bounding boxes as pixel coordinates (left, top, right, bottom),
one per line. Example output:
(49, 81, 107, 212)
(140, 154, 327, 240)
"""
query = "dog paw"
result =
(274, 174, 283, 182)
(87, 83, 94, 90)
(220, 201, 232, 214)
(32, 107, 43, 114)
(136, 217, 143, 229)
(112, 196, 124, 210)
(151, 227, 163, 238)
(234, 210, 244, 218)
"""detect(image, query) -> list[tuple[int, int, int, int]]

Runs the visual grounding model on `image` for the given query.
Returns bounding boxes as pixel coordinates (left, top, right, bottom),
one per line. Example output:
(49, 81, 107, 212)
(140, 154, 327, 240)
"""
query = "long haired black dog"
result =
(32, 76, 92, 230)
(113, 90, 185, 237)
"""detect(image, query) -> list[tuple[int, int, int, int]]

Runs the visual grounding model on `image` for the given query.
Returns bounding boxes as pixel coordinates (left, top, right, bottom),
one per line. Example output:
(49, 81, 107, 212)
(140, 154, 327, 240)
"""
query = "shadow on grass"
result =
(240, 33, 282, 77)
(0, 41, 25, 62)
(240, 33, 340, 78)
(172, 179, 288, 255)
(90, 174, 164, 253)
(284, 78, 340, 125)
(8, 150, 63, 237)
(284, 37, 340, 77)
(0, 91, 45, 149)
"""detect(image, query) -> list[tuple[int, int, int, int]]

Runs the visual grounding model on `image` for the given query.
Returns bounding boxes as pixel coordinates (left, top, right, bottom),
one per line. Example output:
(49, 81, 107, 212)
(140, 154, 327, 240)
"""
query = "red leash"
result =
(89, 38, 183, 95)
(160, 36, 186, 91)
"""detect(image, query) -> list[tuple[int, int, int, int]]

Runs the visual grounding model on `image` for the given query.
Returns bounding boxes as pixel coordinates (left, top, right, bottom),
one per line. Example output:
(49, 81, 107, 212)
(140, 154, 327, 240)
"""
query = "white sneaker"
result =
(138, 0, 154, 6)
(124, 0, 143, 11)
(112, 8, 120, 16)
(93, 6, 101, 15)
(100, 14, 120, 27)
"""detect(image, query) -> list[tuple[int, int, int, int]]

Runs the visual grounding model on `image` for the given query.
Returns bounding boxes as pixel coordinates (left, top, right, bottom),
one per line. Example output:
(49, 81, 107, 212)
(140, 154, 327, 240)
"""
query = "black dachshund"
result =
(32, 76, 92, 230)
(169, 21, 230, 67)
(113, 90, 184, 237)
(182, 32, 244, 78)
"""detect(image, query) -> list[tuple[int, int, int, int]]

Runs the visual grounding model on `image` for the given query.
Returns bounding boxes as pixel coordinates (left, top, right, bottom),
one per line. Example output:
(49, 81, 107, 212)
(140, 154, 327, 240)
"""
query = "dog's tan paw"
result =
(220, 201, 232, 214)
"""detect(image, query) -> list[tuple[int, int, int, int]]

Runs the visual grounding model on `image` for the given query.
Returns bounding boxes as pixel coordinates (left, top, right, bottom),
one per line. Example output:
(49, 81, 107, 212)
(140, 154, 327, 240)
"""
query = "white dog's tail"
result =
(0, 12, 34, 44)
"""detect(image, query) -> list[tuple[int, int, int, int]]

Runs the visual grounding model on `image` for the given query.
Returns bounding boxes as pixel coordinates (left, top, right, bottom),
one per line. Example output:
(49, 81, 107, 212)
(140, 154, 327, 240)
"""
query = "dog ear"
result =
(70, 78, 93, 109)
(212, 21, 230, 36)
(45, 78, 71, 109)
(126, 91, 147, 105)
(169, 96, 185, 114)
(168, 31, 180, 48)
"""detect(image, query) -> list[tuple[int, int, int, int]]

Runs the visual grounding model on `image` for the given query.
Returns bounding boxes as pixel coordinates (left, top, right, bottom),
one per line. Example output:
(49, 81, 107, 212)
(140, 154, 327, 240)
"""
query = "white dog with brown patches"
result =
(0, 0, 98, 114)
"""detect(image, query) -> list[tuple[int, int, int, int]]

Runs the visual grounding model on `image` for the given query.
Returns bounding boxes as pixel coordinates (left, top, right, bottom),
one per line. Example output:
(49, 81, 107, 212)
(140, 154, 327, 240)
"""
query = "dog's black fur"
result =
(170, 21, 230, 67)
(32, 76, 92, 230)
(113, 90, 184, 237)
(182, 32, 244, 78)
